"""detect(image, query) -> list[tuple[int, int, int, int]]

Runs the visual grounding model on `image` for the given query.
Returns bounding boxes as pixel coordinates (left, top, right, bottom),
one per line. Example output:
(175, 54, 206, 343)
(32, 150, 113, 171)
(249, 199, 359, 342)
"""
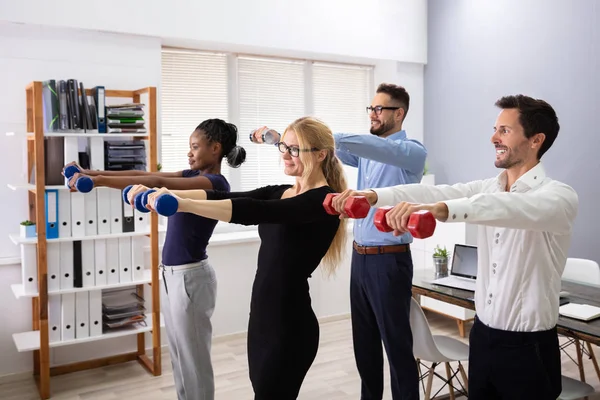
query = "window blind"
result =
(312, 62, 374, 188)
(237, 56, 305, 191)
(160, 49, 229, 178)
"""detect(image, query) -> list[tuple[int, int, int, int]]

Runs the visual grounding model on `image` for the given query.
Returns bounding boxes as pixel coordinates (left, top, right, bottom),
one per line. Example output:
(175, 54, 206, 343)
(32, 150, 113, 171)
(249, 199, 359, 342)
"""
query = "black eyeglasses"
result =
(277, 142, 319, 157)
(366, 106, 400, 115)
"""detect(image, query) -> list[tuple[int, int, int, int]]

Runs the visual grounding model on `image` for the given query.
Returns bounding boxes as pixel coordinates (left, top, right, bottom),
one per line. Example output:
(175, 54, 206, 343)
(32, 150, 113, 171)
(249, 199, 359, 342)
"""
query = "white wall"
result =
(0, 0, 427, 64)
(0, 0, 427, 377)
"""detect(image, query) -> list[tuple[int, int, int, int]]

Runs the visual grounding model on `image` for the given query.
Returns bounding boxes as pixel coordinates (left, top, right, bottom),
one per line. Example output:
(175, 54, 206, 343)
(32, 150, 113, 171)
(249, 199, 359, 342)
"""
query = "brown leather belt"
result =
(353, 241, 410, 255)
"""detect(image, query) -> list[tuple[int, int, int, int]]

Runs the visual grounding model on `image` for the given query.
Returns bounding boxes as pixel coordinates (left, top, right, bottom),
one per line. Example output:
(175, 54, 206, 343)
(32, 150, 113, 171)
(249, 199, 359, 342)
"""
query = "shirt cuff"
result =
(372, 187, 398, 207)
(444, 198, 473, 223)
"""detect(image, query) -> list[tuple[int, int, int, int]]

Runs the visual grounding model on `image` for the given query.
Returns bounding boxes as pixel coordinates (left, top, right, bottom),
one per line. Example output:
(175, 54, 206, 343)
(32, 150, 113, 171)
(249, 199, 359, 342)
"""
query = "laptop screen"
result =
(451, 244, 478, 280)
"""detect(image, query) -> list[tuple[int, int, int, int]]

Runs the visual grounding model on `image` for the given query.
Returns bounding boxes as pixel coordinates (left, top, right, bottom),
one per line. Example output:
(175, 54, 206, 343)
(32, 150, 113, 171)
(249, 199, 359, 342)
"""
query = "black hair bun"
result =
(226, 145, 246, 168)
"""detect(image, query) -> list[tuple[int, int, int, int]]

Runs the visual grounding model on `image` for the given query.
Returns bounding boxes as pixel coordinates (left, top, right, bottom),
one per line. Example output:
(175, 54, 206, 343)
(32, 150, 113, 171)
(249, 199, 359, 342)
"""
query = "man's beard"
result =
(370, 119, 391, 136)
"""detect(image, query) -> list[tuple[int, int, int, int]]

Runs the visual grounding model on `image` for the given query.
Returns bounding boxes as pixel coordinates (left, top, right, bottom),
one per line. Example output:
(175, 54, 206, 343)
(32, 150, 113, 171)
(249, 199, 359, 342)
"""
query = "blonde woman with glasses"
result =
(144, 117, 348, 400)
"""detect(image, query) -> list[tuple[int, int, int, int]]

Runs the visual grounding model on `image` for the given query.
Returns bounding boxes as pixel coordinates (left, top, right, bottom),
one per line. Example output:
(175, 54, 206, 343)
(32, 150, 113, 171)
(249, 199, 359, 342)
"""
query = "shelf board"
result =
(11, 269, 153, 299)
(6, 130, 148, 138)
(7, 183, 67, 191)
(13, 313, 165, 352)
(9, 226, 166, 245)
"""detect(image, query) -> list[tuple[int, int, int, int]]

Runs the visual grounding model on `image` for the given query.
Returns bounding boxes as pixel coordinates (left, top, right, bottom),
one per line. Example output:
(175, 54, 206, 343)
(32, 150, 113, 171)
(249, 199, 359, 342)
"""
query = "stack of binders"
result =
(101, 288, 146, 332)
(106, 103, 146, 134)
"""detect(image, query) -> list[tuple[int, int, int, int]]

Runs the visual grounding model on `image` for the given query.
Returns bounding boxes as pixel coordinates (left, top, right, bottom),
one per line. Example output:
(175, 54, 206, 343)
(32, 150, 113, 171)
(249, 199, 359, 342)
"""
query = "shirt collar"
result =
(496, 162, 546, 193)
(386, 130, 406, 140)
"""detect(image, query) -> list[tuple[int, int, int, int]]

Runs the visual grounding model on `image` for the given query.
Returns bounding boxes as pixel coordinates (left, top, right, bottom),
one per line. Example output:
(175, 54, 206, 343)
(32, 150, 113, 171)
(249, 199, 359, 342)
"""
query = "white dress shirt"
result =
(373, 163, 579, 332)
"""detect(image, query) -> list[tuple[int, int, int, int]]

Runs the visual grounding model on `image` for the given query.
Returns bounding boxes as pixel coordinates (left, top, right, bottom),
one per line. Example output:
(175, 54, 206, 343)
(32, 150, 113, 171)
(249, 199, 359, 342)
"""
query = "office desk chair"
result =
(559, 375, 596, 400)
(410, 297, 469, 400)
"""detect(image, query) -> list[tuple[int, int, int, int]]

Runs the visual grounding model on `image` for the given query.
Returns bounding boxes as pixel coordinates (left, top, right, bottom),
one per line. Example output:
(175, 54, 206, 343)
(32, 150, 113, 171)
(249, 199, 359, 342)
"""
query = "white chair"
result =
(410, 297, 469, 400)
(558, 375, 596, 400)
(561, 258, 600, 384)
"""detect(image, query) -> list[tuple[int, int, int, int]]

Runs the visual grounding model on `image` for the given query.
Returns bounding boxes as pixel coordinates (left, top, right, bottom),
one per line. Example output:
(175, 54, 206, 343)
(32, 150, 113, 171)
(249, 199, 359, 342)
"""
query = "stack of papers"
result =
(102, 289, 146, 330)
(559, 303, 600, 322)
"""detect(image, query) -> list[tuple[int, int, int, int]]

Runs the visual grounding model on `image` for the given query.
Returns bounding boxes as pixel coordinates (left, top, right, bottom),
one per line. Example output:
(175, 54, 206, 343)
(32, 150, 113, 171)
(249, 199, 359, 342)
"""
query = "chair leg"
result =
(458, 362, 469, 394)
(456, 320, 466, 338)
(424, 363, 437, 400)
(586, 342, 600, 382)
(576, 339, 587, 382)
(445, 362, 456, 400)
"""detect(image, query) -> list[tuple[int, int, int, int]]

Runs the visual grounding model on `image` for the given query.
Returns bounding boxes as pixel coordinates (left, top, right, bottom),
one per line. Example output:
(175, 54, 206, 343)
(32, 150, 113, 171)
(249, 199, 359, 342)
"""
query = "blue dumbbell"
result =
(134, 189, 156, 213)
(122, 185, 135, 204)
(154, 194, 179, 217)
(63, 165, 94, 193)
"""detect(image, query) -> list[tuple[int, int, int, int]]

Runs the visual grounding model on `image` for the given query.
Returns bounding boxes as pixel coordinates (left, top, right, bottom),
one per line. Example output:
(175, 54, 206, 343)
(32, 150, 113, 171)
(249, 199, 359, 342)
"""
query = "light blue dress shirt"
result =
(334, 130, 427, 246)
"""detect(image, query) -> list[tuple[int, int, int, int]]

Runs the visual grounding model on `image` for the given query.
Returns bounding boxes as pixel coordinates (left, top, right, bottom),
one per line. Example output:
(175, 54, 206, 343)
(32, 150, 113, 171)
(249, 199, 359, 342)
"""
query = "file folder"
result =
(21, 245, 38, 295)
(132, 236, 146, 281)
(106, 238, 120, 285)
(94, 86, 106, 133)
(89, 290, 102, 337)
(61, 293, 76, 341)
(45, 190, 59, 239)
(47, 242, 61, 292)
(75, 291, 90, 339)
(73, 240, 83, 288)
(84, 191, 97, 236)
(94, 239, 107, 286)
(48, 295, 62, 343)
(89, 136, 105, 171)
(63, 137, 79, 185)
(109, 189, 123, 234)
(59, 241, 74, 290)
(81, 240, 95, 287)
(118, 237, 132, 283)
(58, 190, 71, 238)
(96, 187, 111, 235)
(70, 192, 85, 237)
(134, 209, 149, 233)
(122, 200, 134, 233)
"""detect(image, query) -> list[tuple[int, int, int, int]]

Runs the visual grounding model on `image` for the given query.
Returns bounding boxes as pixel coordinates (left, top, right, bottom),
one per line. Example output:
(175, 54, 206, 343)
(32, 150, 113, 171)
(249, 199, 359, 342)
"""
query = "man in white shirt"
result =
(331, 94, 579, 399)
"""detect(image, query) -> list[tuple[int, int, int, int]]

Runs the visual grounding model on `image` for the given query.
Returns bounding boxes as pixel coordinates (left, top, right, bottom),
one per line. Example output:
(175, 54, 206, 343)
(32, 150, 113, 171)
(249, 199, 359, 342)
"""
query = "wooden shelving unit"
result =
(11, 82, 162, 399)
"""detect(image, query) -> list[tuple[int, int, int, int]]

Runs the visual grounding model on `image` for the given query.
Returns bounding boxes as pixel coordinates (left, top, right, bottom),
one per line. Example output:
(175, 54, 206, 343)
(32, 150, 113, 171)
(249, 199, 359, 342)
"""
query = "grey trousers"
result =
(160, 259, 217, 400)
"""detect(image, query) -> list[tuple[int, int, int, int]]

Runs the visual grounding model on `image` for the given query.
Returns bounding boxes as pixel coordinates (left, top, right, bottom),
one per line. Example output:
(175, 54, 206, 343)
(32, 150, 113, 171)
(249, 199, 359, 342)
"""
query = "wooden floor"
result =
(1, 311, 599, 400)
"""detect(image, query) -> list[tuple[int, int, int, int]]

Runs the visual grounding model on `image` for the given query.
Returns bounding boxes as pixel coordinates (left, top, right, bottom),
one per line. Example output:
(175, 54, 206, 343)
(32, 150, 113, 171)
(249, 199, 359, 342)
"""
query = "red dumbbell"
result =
(323, 193, 371, 219)
(373, 206, 436, 239)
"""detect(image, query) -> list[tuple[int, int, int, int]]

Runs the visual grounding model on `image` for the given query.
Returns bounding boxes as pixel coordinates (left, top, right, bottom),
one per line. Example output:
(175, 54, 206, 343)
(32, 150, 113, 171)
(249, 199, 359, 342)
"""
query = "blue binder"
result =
(45, 189, 59, 239)
(94, 86, 106, 133)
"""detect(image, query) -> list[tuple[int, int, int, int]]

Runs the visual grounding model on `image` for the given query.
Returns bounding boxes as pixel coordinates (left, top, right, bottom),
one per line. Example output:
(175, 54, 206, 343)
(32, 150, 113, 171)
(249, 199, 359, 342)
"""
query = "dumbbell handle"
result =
(323, 193, 370, 219)
(373, 207, 436, 239)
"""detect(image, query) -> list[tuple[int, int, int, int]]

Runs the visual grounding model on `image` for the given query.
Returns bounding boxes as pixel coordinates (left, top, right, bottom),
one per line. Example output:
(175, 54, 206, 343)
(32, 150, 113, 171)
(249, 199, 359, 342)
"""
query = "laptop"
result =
(431, 244, 478, 292)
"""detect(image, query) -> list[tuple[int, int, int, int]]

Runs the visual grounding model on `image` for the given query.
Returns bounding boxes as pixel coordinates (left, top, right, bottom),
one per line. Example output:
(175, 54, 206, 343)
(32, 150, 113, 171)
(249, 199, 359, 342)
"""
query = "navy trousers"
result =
(350, 247, 419, 400)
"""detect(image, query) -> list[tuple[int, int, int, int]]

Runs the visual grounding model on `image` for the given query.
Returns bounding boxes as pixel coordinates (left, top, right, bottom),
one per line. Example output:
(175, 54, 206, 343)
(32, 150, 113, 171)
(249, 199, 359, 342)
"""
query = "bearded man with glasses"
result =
(332, 83, 427, 400)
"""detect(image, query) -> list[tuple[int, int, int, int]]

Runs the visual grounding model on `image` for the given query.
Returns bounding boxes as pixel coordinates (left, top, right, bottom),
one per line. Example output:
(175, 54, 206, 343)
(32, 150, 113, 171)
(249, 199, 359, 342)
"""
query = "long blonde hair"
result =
(282, 117, 348, 276)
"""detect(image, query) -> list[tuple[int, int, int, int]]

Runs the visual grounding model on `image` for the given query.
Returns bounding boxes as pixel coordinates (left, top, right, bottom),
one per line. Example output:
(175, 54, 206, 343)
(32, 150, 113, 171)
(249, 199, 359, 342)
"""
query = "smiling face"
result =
(491, 108, 541, 170)
(280, 129, 305, 177)
(369, 92, 404, 137)
(187, 130, 221, 171)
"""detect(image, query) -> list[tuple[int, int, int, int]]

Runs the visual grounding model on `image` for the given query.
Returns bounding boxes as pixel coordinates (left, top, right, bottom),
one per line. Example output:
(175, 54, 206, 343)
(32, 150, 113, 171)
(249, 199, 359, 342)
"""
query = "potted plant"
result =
(157, 163, 162, 172)
(20, 220, 36, 238)
(421, 161, 435, 185)
(433, 245, 450, 278)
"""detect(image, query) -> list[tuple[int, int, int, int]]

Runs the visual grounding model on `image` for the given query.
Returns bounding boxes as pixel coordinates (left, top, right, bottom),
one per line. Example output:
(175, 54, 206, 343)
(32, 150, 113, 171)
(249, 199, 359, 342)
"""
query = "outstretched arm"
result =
(86, 173, 215, 191)
(334, 133, 427, 174)
(442, 183, 578, 234)
(148, 187, 336, 226)
(63, 161, 180, 178)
